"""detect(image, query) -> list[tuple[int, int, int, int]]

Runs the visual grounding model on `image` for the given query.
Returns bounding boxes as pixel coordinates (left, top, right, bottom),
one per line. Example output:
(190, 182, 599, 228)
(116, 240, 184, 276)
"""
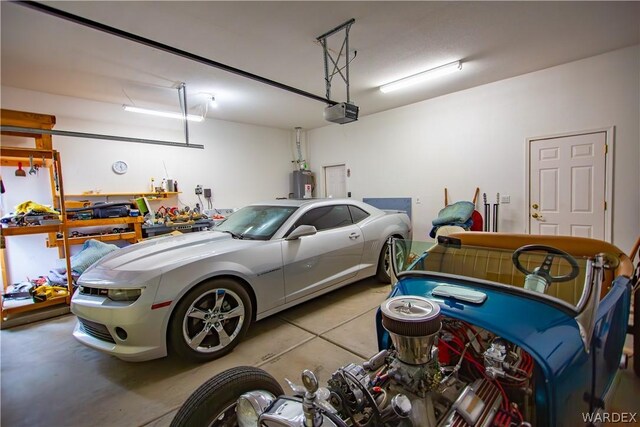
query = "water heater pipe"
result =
(295, 127, 303, 166)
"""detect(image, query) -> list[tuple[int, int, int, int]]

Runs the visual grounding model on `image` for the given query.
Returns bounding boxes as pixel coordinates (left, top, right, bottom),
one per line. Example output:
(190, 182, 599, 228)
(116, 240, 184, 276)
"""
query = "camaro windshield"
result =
(215, 205, 298, 240)
(391, 239, 592, 310)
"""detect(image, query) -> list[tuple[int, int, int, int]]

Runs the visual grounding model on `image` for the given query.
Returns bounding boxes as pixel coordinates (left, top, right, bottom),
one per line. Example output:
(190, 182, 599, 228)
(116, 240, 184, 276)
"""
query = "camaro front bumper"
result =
(71, 282, 171, 362)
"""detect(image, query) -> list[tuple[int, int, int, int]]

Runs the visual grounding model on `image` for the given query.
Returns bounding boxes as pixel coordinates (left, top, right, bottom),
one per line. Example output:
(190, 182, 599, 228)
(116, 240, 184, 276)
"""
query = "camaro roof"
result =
(249, 198, 359, 208)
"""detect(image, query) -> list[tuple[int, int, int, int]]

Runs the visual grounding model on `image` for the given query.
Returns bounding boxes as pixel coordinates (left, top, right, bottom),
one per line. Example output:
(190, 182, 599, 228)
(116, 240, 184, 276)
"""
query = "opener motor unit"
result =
(324, 102, 359, 124)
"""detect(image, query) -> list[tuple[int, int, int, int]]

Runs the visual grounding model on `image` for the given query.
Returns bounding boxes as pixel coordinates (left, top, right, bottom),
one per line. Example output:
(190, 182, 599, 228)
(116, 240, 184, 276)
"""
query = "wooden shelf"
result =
(1, 295, 68, 320)
(66, 217, 143, 227)
(0, 147, 55, 159)
(50, 216, 144, 256)
(1, 109, 72, 324)
(66, 191, 180, 199)
(1, 224, 61, 236)
(47, 231, 137, 248)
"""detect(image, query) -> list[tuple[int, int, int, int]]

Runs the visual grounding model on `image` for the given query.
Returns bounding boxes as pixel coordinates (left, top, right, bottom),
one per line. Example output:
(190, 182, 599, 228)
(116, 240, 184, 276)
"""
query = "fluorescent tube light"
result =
(379, 60, 462, 93)
(122, 105, 204, 122)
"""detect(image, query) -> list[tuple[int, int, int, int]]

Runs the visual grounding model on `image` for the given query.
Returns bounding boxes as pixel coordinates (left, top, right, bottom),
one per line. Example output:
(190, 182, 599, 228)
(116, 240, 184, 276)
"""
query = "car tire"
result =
(170, 366, 284, 427)
(376, 239, 404, 283)
(168, 278, 252, 363)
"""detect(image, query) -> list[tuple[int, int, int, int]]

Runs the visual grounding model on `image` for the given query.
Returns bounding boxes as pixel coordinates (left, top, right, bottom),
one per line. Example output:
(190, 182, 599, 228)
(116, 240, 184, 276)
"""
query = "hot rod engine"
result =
(231, 295, 536, 427)
(317, 296, 534, 427)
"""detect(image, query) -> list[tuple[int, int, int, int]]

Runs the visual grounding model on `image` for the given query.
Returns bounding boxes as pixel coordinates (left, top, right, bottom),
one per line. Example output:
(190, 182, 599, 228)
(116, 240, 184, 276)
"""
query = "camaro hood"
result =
(83, 231, 262, 275)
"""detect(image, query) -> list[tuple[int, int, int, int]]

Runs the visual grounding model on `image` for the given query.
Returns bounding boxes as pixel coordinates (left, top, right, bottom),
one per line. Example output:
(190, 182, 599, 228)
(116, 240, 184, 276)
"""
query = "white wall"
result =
(1, 87, 294, 285)
(306, 45, 640, 253)
(3, 45, 639, 286)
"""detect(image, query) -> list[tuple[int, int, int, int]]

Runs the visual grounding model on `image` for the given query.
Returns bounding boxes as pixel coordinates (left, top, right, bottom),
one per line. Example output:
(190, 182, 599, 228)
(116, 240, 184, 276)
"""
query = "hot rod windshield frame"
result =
(389, 238, 601, 316)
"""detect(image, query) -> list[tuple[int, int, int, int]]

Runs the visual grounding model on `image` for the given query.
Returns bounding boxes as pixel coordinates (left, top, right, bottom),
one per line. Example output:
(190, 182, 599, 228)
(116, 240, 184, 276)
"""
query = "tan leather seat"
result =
(419, 232, 633, 306)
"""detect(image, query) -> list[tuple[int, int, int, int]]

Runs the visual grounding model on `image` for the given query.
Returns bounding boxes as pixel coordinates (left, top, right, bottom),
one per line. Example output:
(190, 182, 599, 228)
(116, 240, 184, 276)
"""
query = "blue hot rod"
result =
(172, 232, 638, 427)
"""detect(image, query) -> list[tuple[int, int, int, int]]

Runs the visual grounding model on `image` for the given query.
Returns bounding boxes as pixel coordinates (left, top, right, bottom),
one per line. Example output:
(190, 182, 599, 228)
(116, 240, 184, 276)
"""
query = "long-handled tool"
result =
(15, 162, 27, 177)
(483, 193, 490, 232)
(53, 165, 59, 191)
(493, 193, 500, 232)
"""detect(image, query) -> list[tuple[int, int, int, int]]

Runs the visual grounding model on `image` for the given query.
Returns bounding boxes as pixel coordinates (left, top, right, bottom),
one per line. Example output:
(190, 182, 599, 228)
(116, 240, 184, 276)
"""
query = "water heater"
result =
(291, 170, 315, 199)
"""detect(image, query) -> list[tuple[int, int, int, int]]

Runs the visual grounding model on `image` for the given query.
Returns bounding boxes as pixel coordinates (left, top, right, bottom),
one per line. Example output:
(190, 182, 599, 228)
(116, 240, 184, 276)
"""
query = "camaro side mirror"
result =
(286, 225, 317, 240)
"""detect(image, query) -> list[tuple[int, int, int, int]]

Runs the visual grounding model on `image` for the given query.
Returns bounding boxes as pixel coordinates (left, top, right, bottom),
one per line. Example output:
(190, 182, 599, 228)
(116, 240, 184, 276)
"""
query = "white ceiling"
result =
(2, 1, 639, 130)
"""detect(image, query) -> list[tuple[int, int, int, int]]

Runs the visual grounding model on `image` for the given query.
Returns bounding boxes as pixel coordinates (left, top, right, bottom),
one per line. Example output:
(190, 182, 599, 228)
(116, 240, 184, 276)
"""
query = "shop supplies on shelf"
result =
(3, 277, 68, 303)
(30, 283, 68, 302)
(2, 282, 34, 300)
(1, 200, 61, 226)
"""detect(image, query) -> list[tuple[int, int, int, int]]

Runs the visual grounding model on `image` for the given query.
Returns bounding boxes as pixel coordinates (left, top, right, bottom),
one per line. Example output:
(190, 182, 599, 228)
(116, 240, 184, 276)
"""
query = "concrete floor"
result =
(1, 277, 638, 426)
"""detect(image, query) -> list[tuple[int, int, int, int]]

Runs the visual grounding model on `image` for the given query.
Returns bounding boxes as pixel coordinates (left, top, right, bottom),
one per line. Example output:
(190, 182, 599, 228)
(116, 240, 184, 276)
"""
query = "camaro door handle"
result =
(349, 233, 361, 239)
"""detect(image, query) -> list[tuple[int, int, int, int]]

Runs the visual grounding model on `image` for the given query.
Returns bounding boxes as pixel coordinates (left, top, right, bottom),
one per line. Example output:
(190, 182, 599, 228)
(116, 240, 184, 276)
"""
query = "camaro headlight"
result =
(107, 288, 142, 302)
(237, 391, 276, 427)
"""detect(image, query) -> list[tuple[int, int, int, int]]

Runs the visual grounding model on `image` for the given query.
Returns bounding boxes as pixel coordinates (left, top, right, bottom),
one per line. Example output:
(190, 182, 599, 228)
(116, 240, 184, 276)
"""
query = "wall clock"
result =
(112, 160, 128, 175)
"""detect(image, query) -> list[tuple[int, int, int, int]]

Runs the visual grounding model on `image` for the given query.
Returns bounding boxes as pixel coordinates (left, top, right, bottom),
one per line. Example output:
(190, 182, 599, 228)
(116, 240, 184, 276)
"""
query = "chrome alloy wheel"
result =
(182, 289, 245, 353)
(208, 402, 237, 427)
(384, 241, 405, 278)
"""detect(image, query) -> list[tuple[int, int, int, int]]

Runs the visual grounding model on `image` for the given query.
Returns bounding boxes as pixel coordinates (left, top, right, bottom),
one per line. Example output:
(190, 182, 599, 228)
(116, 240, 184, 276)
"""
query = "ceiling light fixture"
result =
(122, 105, 204, 122)
(379, 60, 462, 93)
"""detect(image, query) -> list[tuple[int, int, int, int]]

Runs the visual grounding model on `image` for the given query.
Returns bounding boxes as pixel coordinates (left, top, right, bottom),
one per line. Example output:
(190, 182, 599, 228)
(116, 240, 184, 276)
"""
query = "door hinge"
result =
(604, 144, 608, 155)
(604, 201, 607, 211)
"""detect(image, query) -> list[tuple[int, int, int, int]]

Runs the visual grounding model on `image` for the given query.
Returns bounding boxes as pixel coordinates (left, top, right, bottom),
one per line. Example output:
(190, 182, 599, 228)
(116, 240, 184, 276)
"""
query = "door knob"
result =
(531, 203, 539, 209)
(531, 213, 543, 219)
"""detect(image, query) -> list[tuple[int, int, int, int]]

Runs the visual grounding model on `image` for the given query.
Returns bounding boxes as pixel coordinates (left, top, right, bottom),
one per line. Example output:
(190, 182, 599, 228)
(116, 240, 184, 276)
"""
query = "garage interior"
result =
(1, 1, 639, 426)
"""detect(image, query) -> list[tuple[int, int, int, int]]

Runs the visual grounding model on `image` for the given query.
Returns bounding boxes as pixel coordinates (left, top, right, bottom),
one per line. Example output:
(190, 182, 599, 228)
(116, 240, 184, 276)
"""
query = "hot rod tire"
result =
(168, 278, 252, 363)
(170, 366, 284, 427)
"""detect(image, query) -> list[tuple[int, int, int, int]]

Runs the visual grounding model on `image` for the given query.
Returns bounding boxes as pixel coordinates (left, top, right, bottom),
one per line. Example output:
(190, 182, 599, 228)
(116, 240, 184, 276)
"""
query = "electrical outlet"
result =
(195, 185, 203, 195)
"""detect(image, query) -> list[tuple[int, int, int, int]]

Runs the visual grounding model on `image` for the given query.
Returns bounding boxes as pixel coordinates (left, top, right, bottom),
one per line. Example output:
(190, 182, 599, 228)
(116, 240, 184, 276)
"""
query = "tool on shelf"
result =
(30, 284, 69, 302)
(53, 164, 59, 191)
(15, 162, 26, 177)
(28, 155, 36, 175)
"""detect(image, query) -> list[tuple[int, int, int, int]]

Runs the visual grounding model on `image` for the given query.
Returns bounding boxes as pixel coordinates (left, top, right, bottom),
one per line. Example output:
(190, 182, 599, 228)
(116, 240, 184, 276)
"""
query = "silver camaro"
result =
(71, 199, 411, 362)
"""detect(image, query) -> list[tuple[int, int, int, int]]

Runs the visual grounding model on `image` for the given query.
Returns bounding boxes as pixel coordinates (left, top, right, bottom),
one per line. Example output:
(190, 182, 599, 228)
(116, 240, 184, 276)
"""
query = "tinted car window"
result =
(296, 205, 352, 231)
(348, 206, 370, 223)
(216, 205, 298, 240)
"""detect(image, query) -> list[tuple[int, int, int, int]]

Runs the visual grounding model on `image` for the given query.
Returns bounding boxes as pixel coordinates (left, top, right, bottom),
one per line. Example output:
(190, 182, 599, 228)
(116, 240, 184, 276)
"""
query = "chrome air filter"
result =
(380, 296, 441, 364)
(381, 296, 441, 336)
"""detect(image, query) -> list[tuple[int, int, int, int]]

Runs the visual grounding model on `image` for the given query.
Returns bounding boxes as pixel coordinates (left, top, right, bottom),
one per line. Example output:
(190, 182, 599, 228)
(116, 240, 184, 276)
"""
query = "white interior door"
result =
(529, 132, 607, 239)
(324, 164, 346, 198)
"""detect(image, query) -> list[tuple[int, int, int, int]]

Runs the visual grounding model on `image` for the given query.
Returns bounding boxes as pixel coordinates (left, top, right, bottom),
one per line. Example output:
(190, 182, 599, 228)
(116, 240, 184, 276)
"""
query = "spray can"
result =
(150, 177, 155, 192)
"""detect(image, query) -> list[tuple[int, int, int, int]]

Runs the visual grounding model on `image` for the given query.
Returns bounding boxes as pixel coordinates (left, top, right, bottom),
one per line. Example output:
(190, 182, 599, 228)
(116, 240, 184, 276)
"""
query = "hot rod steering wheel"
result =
(512, 245, 580, 289)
